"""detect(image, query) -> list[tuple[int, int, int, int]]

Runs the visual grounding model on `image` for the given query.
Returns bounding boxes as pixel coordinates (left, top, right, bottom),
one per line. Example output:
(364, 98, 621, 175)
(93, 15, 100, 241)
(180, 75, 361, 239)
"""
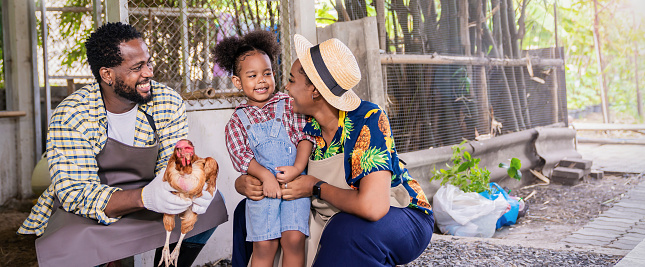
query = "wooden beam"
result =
(572, 123, 645, 131)
(380, 54, 564, 67)
(0, 111, 27, 118)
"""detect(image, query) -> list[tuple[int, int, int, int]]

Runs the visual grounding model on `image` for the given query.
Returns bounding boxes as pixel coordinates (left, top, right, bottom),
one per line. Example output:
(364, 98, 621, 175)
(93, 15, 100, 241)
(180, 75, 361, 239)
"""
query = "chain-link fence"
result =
(0, 0, 5, 111)
(315, 0, 567, 153)
(38, 0, 292, 110)
(127, 0, 291, 105)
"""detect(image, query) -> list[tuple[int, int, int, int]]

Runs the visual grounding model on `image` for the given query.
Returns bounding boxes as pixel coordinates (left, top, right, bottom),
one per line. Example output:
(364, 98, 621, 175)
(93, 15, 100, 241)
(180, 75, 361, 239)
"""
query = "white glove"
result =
(192, 184, 217, 214)
(141, 169, 192, 214)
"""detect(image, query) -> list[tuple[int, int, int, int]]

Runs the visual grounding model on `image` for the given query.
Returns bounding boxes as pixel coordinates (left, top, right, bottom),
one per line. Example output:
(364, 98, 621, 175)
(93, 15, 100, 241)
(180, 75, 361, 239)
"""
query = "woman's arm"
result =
(282, 170, 391, 221)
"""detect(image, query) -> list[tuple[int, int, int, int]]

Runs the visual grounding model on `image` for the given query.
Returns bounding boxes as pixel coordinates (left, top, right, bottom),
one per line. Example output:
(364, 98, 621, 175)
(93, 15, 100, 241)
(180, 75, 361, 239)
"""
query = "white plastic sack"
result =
(433, 184, 508, 238)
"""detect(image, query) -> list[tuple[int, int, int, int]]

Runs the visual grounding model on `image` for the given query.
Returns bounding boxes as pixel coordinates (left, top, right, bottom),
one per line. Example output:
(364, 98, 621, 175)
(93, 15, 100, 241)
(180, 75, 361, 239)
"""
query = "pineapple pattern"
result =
(378, 112, 394, 153)
(303, 101, 432, 214)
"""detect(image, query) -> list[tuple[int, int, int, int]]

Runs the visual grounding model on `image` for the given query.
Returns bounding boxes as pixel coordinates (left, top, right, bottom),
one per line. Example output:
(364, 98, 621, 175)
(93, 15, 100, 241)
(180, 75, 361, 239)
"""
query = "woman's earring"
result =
(108, 82, 112, 86)
(311, 95, 315, 100)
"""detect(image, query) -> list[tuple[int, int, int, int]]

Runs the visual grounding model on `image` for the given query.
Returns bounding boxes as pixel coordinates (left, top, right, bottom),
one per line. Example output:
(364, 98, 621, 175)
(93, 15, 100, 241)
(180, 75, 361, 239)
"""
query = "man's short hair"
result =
(85, 22, 143, 82)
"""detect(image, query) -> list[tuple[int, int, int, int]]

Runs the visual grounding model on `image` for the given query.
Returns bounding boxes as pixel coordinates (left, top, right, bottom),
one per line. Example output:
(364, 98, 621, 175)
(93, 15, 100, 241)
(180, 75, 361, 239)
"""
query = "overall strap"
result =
(269, 99, 286, 138)
(235, 108, 252, 129)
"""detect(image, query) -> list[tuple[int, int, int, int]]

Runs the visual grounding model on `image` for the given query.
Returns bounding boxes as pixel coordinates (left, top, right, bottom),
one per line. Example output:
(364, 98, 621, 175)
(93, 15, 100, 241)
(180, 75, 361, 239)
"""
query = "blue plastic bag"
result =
(479, 182, 520, 229)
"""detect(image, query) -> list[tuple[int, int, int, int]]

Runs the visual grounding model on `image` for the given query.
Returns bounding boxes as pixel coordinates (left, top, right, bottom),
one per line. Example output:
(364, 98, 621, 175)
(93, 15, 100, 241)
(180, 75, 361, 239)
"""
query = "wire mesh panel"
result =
(0, 0, 4, 110)
(39, 2, 96, 86)
(315, 0, 566, 153)
(127, 0, 290, 103)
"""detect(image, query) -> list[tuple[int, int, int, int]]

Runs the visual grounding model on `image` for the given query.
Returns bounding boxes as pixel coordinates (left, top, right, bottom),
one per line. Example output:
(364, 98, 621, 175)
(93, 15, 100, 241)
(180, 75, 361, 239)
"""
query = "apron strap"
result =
(144, 111, 157, 133)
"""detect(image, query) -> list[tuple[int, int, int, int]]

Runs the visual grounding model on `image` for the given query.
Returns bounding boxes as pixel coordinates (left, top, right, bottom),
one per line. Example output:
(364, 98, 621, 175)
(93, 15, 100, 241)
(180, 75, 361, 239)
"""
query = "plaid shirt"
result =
(225, 92, 312, 173)
(18, 81, 187, 236)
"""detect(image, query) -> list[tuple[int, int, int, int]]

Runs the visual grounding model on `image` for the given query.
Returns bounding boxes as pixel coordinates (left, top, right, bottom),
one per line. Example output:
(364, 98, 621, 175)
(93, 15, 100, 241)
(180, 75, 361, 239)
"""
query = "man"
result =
(18, 22, 227, 267)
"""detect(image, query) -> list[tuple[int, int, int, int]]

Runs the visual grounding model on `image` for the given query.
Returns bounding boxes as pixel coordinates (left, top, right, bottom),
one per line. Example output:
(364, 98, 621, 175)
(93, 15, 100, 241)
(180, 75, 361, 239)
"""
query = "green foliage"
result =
(499, 158, 522, 181)
(431, 142, 523, 193)
(430, 141, 492, 194)
(519, 0, 645, 118)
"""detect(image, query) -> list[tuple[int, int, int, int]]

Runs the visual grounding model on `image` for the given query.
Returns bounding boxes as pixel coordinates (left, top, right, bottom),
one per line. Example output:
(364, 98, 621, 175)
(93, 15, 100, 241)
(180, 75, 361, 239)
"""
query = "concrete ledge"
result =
(401, 127, 578, 199)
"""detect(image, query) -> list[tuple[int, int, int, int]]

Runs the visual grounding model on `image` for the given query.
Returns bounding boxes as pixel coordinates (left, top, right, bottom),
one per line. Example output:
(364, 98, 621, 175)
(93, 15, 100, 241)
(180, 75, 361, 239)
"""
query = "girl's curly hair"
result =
(212, 30, 281, 76)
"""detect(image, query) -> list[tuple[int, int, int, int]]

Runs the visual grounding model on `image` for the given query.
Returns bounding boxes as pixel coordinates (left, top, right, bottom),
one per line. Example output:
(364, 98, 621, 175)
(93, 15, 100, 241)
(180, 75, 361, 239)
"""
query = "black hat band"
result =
(310, 44, 346, 97)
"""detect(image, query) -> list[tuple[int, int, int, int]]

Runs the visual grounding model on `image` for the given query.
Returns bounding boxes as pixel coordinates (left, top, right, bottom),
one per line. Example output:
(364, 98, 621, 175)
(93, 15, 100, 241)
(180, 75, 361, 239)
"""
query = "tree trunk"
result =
(421, 0, 440, 53)
(593, 0, 610, 123)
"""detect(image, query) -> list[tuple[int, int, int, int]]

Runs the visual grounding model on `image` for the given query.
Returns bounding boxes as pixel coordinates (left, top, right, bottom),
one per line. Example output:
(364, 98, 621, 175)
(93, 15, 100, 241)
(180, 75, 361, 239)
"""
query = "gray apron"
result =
(35, 114, 228, 267)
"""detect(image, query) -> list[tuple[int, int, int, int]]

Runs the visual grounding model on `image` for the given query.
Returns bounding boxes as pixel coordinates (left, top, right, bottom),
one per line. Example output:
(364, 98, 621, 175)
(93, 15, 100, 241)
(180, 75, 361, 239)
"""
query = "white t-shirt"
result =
(106, 105, 138, 146)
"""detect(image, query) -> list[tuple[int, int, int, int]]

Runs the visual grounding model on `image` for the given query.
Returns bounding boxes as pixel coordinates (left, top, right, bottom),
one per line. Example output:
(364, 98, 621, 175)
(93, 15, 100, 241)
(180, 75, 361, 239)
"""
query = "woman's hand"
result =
(281, 175, 319, 201)
(234, 174, 264, 201)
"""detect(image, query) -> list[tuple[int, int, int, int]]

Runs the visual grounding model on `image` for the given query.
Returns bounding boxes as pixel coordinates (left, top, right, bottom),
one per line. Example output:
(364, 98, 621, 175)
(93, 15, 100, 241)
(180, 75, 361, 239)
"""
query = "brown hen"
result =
(158, 139, 218, 267)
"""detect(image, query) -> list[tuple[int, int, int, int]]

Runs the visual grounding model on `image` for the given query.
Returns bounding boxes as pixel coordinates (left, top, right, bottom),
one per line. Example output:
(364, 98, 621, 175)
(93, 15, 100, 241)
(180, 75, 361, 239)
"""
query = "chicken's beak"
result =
(181, 153, 192, 167)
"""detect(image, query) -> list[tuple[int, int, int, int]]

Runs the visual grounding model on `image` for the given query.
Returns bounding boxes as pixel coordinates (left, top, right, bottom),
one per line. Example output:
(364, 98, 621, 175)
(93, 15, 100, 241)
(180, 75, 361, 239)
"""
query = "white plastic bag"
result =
(433, 184, 508, 238)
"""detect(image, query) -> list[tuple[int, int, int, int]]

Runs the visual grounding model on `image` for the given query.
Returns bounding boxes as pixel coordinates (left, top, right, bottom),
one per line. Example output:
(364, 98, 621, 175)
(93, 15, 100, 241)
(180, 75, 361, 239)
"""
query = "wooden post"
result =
(593, 0, 610, 123)
(479, 66, 490, 135)
(92, 0, 102, 29)
(40, 0, 51, 125)
(635, 44, 642, 118)
(552, 2, 559, 124)
(375, 0, 386, 50)
(105, 0, 128, 23)
(633, 11, 642, 118)
(459, 0, 470, 57)
(292, 0, 317, 46)
(66, 79, 75, 96)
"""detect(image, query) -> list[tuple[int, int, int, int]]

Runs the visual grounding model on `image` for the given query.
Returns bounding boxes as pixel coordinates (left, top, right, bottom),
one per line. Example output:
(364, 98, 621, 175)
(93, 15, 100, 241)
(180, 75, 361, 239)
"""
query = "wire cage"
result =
(37, 0, 291, 108)
(127, 0, 291, 103)
(314, 0, 567, 153)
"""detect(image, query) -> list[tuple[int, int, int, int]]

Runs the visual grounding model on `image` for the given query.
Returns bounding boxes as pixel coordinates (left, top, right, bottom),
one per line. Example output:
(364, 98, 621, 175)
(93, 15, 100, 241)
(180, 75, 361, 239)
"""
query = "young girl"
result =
(213, 30, 312, 267)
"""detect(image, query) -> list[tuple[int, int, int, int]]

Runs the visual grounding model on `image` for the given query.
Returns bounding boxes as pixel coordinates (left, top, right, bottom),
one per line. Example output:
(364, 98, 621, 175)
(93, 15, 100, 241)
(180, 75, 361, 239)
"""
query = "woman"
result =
(234, 34, 434, 266)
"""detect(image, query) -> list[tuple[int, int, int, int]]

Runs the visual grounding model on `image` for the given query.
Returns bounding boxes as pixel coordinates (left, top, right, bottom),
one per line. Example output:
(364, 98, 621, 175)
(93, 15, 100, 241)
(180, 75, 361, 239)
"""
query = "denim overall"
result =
(236, 99, 310, 242)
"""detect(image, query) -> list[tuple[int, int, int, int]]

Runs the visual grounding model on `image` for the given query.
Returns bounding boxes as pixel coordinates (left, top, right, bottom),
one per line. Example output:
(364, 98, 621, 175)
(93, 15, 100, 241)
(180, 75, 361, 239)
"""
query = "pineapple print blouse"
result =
(303, 100, 432, 214)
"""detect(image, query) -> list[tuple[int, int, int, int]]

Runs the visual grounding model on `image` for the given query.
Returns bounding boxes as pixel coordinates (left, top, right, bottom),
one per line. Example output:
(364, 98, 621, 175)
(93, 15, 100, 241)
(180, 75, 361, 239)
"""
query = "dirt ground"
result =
(1, 173, 639, 266)
(492, 173, 641, 250)
(0, 199, 38, 267)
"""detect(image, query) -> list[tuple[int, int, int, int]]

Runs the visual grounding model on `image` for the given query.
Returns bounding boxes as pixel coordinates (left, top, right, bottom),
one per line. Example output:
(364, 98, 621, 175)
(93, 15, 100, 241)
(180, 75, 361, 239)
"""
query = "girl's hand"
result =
(275, 166, 301, 184)
(262, 178, 282, 199)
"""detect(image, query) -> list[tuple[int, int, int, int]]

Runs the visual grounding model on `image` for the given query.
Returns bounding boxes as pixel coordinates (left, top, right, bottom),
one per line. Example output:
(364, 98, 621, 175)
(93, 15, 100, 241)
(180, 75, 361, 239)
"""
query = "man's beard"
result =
(114, 78, 153, 104)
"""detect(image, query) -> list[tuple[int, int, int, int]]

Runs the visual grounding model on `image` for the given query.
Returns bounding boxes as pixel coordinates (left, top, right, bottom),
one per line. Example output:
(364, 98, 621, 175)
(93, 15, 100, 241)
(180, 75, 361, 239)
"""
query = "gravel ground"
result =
(403, 239, 622, 267)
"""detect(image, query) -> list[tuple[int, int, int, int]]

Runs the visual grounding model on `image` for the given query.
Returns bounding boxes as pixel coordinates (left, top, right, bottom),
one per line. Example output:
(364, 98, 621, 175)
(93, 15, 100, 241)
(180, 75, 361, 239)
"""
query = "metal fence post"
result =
(180, 0, 189, 93)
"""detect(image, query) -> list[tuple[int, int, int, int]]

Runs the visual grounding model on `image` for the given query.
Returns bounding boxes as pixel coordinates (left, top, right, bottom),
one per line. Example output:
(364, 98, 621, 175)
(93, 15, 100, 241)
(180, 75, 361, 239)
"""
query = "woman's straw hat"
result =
(294, 34, 361, 111)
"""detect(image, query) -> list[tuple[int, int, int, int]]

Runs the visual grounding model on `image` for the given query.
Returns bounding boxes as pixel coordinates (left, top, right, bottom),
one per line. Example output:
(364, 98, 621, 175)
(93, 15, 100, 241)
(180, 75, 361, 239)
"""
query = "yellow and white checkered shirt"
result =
(18, 81, 187, 236)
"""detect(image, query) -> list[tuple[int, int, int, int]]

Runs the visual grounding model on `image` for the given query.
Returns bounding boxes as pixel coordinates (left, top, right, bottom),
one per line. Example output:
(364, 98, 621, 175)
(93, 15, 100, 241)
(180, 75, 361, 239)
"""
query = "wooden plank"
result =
(380, 54, 564, 67)
(0, 111, 27, 118)
(572, 123, 645, 131)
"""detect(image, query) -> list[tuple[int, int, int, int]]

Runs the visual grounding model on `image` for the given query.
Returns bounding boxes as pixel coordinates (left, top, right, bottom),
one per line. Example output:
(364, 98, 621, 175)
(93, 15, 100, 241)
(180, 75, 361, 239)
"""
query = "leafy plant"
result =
(430, 141, 492, 194)
(431, 141, 523, 194)
(499, 158, 522, 181)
